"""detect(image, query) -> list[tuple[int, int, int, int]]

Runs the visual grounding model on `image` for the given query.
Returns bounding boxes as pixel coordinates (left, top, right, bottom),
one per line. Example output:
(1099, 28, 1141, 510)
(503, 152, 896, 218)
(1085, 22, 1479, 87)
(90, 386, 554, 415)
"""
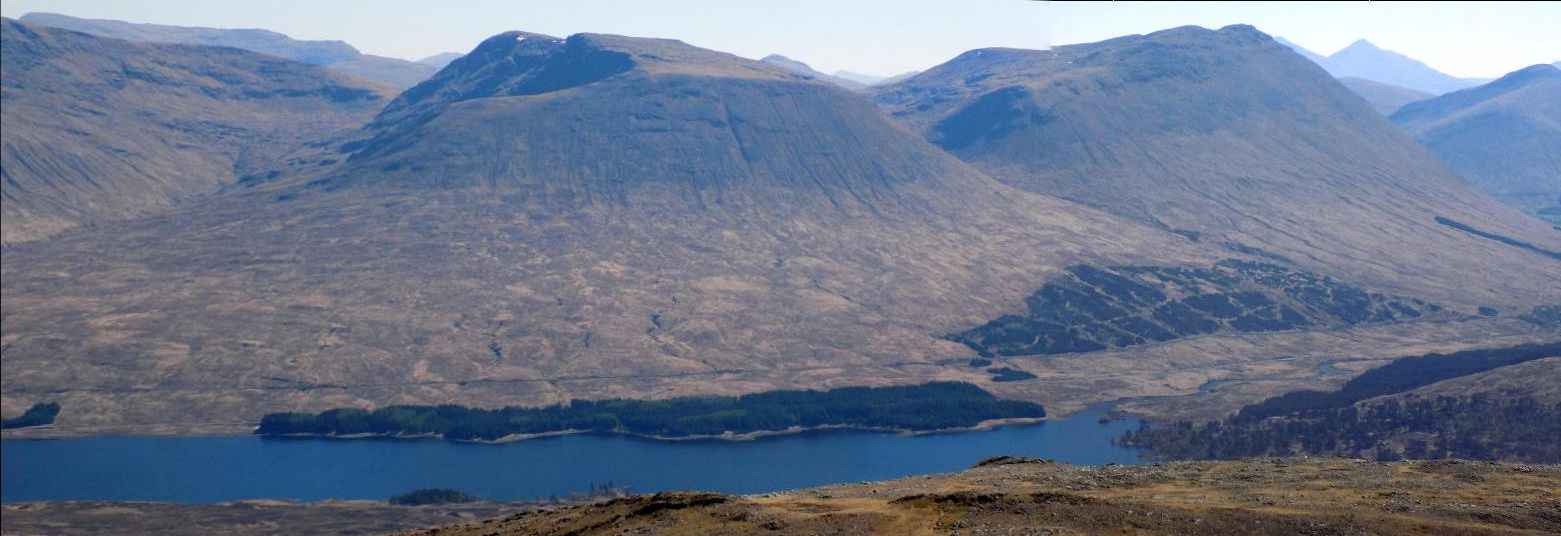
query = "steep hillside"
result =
(1392, 64, 1561, 225)
(872, 25, 1561, 310)
(0, 18, 392, 243)
(18, 12, 437, 87)
(0, 31, 1225, 430)
(1338, 76, 1431, 115)
(410, 459, 1560, 536)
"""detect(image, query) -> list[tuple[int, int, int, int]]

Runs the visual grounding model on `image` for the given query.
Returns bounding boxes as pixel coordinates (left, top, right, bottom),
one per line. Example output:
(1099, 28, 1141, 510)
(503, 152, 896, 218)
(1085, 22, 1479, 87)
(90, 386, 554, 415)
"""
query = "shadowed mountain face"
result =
(0, 18, 392, 243)
(0, 30, 1225, 429)
(18, 12, 438, 87)
(1337, 77, 1431, 115)
(1392, 64, 1561, 225)
(872, 25, 1561, 309)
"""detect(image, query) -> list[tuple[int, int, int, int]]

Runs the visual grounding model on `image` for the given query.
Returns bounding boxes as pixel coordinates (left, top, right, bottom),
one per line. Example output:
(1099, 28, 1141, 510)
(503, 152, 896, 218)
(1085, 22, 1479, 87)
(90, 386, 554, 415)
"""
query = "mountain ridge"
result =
(1392, 64, 1561, 224)
(18, 12, 438, 87)
(0, 17, 393, 243)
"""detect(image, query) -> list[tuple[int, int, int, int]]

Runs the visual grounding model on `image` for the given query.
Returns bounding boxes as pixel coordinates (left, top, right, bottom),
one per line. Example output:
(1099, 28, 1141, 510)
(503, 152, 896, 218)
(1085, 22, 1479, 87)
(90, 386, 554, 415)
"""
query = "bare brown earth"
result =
(0, 500, 530, 536)
(401, 458, 1561, 536)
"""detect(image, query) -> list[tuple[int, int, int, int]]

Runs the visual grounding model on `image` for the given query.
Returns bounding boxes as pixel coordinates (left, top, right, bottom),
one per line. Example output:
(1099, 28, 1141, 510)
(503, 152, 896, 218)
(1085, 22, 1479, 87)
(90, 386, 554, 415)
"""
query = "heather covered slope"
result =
(0, 31, 1220, 430)
(1392, 64, 1561, 225)
(872, 24, 1561, 309)
(0, 18, 392, 243)
(18, 12, 438, 87)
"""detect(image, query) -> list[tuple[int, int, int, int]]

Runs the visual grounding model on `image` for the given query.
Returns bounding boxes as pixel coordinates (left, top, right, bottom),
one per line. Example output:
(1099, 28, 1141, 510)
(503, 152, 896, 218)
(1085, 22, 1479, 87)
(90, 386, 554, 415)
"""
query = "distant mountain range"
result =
(416, 52, 463, 69)
(17, 12, 448, 87)
(759, 54, 867, 90)
(759, 55, 915, 90)
(1276, 36, 1487, 95)
(0, 18, 391, 243)
(1393, 64, 1561, 225)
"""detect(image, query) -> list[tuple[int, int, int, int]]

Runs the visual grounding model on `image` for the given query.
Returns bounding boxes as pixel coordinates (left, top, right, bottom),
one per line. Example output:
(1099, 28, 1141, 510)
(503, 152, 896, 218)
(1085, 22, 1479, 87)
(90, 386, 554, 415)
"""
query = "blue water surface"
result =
(0, 406, 1140, 503)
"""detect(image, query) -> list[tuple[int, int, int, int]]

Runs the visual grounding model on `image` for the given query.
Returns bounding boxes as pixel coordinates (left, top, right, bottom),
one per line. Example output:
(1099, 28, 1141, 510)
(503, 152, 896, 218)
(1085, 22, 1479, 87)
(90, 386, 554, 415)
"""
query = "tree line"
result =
(1119, 342, 1561, 463)
(258, 382, 1046, 441)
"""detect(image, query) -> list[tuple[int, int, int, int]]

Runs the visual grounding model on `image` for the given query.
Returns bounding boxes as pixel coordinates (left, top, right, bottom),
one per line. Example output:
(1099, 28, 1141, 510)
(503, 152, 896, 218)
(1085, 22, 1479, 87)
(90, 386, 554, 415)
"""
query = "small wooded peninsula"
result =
(257, 382, 1045, 441)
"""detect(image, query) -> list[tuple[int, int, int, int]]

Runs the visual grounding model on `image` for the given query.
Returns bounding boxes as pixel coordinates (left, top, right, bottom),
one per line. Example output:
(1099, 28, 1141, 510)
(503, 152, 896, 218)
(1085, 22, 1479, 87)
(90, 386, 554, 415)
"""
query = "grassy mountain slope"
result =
(1392, 64, 1561, 225)
(872, 25, 1561, 310)
(18, 12, 437, 87)
(0, 18, 392, 243)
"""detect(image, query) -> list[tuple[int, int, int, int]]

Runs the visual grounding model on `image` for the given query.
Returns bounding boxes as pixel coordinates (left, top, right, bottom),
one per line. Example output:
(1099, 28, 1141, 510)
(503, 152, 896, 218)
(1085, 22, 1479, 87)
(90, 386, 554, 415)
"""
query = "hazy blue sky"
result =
(2, 1, 1555, 79)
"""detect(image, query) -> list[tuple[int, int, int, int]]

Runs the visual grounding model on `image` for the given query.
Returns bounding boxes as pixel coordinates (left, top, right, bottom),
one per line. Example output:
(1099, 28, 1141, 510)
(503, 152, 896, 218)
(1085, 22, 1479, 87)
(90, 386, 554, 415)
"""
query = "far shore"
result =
(1, 416, 1057, 443)
(258, 416, 1054, 444)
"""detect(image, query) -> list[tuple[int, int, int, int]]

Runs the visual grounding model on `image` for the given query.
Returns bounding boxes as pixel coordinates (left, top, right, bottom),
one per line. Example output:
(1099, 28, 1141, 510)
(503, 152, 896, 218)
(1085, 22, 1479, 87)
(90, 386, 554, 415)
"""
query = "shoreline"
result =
(258, 416, 1055, 445)
(1, 416, 1057, 443)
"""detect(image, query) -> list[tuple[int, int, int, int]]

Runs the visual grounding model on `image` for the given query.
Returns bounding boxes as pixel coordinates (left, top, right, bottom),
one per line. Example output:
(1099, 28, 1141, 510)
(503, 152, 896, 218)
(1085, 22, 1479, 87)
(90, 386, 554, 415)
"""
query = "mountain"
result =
(0, 18, 392, 243)
(1273, 36, 1326, 64)
(832, 70, 919, 87)
(760, 54, 865, 90)
(831, 70, 888, 85)
(1392, 64, 1561, 225)
(1337, 77, 1431, 115)
(18, 12, 437, 87)
(417, 51, 463, 69)
(0, 30, 1225, 430)
(1275, 36, 1482, 95)
(1326, 40, 1483, 94)
(871, 25, 1561, 311)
